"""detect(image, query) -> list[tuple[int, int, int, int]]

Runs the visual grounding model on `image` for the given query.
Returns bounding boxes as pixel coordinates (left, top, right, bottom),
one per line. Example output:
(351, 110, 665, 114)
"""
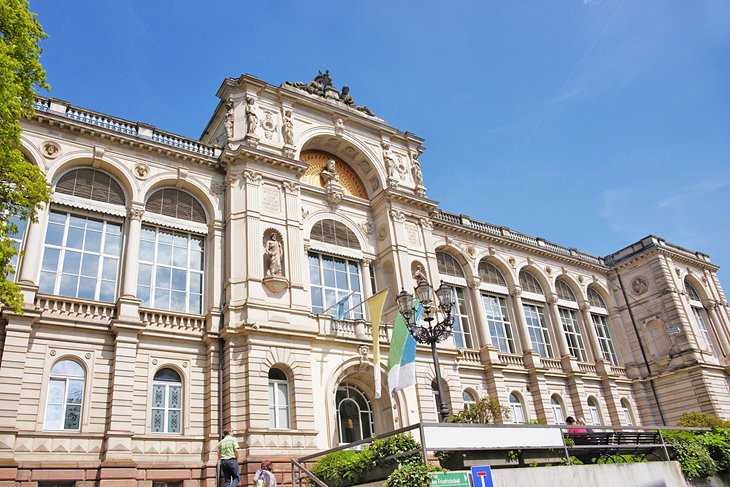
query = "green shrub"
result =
(308, 450, 360, 487)
(447, 396, 510, 424)
(700, 428, 730, 474)
(677, 412, 730, 429)
(664, 430, 717, 480)
(356, 434, 422, 471)
(383, 463, 445, 487)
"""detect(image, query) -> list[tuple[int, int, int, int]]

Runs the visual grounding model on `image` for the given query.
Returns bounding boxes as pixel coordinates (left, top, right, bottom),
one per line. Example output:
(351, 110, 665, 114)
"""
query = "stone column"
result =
(120, 206, 144, 298)
(245, 171, 263, 280)
(17, 208, 49, 287)
(0, 316, 34, 431)
(361, 258, 374, 301)
(580, 302, 604, 362)
(468, 277, 489, 348)
(547, 294, 570, 358)
(509, 286, 532, 352)
(704, 300, 730, 358)
(283, 182, 303, 286)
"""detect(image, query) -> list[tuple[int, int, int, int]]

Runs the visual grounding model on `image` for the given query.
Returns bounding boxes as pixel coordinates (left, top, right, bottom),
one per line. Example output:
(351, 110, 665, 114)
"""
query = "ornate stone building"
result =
(1, 72, 728, 486)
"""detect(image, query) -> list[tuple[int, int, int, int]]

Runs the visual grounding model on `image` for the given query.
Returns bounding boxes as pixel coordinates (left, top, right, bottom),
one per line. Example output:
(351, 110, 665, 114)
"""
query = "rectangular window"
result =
(452, 287, 474, 349)
(559, 308, 587, 362)
(268, 380, 290, 429)
(481, 294, 514, 353)
(151, 383, 182, 434)
(588, 405, 601, 425)
(39, 211, 121, 302)
(308, 252, 363, 319)
(44, 377, 84, 430)
(523, 304, 552, 357)
(137, 225, 204, 314)
(511, 403, 525, 424)
(692, 307, 716, 355)
(6, 215, 27, 281)
(591, 314, 618, 365)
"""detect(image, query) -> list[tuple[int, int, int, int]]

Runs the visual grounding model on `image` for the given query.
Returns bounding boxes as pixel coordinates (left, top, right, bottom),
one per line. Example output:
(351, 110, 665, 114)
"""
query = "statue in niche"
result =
(321, 159, 341, 185)
(225, 98, 234, 139)
(411, 151, 424, 187)
(265, 234, 283, 277)
(245, 96, 258, 136)
(282, 109, 294, 146)
(382, 142, 396, 178)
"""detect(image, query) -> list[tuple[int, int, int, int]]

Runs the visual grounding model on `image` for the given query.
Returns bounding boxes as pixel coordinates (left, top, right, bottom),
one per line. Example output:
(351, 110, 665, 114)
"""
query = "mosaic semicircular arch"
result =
(300, 150, 368, 199)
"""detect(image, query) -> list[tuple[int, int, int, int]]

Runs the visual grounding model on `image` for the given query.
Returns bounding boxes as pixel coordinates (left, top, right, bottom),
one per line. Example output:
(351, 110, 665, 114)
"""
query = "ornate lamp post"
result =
(396, 277, 455, 422)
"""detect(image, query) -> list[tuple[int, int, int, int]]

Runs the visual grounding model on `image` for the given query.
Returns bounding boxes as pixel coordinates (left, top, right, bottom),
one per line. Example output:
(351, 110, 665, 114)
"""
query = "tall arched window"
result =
(40, 168, 126, 302)
(44, 360, 85, 431)
(556, 278, 587, 362)
(685, 280, 716, 355)
(620, 398, 635, 426)
(138, 189, 207, 314)
(336, 384, 373, 444)
(550, 395, 565, 424)
(519, 270, 553, 357)
(151, 368, 182, 434)
(587, 396, 602, 425)
(509, 393, 525, 424)
(308, 219, 363, 319)
(6, 215, 27, 280)
(437, 251, 474, 349)
(479, 261, 514, 353)
(588, 287, 618, 365)
(269, 368, 290, 429)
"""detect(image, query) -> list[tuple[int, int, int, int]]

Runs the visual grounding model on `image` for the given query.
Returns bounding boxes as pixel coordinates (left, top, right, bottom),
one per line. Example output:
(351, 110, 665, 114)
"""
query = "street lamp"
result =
(396, 277, 455, 422)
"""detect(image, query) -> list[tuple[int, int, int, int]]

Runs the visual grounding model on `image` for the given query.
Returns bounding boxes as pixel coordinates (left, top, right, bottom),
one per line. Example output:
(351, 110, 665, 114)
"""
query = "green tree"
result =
(447, 395, 510, 424)
(0, 0, 50, 312)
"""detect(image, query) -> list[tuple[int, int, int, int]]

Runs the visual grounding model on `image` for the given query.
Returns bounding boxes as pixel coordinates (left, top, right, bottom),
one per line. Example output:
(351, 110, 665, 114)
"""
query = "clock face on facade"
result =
(632, 276, 649, 295)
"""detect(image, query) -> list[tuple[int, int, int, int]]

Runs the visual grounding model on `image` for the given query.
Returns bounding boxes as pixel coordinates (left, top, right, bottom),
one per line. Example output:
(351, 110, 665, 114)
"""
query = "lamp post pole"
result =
(397, 277, 455, 423)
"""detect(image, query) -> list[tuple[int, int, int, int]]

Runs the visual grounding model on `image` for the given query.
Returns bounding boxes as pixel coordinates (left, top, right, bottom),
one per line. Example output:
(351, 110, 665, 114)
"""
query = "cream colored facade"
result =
(1, 73, 729, 486)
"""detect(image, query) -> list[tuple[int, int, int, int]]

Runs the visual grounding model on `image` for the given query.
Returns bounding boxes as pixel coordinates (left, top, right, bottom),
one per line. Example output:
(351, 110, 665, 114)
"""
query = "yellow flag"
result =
(367, 289, 389, 399)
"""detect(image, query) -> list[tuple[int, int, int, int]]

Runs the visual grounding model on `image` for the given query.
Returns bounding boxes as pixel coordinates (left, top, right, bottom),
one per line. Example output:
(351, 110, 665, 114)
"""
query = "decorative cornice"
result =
(220, 144, 309, 176)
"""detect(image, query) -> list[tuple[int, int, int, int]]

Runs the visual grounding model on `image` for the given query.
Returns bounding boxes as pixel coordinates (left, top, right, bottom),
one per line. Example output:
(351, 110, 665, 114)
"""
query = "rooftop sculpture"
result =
(284, 70, 375, 117)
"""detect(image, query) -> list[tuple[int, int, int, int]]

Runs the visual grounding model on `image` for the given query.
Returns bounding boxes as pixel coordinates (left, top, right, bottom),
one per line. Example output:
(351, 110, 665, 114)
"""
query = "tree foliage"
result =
(447, 395, 510, 424)
(0, 0, 50, 311)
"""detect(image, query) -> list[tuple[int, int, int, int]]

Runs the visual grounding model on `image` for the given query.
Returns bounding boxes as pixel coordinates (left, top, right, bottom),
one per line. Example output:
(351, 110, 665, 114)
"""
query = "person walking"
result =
(253, 460, 277, 487)
(217, 429, 240, 487)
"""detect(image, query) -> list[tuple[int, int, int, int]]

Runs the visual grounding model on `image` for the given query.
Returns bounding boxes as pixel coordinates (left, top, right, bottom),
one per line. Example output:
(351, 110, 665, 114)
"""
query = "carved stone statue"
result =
(321, 159, 340, 185)
(334, 118, 345, 136)
(283, 71, 376, 117)
(282, 109, 294, 146)
(225, 98, 234, 139)
(382, 142, 396, 178)
(340, 85, 354, 106)
(265, 234, 283, 277)
(411, 151, 423, 187)
(245, 96, 258, 136)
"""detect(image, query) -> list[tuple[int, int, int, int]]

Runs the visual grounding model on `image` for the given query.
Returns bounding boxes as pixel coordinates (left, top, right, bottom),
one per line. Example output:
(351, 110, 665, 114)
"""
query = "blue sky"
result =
(30, 1, 730, 283)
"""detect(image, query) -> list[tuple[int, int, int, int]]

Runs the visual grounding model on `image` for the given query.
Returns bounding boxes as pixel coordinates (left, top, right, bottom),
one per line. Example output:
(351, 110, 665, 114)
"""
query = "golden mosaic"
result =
(299, 150, 368, 199)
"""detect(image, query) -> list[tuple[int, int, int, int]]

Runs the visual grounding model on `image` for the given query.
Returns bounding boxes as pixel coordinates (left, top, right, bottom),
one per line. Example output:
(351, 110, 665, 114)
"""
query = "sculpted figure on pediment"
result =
(245, 96, 258, 136)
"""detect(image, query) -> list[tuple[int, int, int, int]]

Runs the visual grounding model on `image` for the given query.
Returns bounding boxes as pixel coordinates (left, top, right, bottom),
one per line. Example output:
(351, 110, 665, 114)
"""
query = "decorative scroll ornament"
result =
(260, 111, 277, 139)
(243, 170, 262, 184)
(389, 209, 406, 223)
(283, 70, 376, 117)
(283, 181, 300, 194)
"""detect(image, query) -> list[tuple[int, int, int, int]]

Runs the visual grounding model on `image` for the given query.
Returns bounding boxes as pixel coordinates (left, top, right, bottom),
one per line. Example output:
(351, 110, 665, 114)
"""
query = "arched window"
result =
(463, 390, 477, 410)
(44, 360, 85, 431)
(6, 215, 27, 281)
(587, 397, 602, 425)
(509, 393, 525, 424)
(588, 287, 618, 365)
(336, 384, 373, 444)
(152, 368, 182, 434)
(480, 261, 514, 353)
(685, 280, 716, 355)
(519, 270, 552, 358)
(40, 168, 126, 302)
(308, 220, 364, 319)
(550, 395, 565, 424)
(138, 189, 207, 314)
(556, 279, 587, 362)
(269, 368, 290, 429)
(620, 398, 635, 426)
(437, 251, 474, 349)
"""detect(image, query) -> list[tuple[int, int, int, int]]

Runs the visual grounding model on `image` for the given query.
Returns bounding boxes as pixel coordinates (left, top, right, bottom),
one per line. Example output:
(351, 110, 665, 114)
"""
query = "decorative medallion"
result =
(134, 163, 150, 180)
(631, 276, 649, 295)
(42, 141, 60, 158)
(260, 112, 277, 139)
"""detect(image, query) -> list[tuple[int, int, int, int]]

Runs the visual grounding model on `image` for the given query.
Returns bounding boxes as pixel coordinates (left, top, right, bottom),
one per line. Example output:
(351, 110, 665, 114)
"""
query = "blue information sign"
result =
(470, 465, 494, 487)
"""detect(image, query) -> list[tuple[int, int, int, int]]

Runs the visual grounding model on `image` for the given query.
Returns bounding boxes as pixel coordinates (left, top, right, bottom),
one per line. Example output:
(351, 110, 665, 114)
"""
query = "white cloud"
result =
(656, 179, 730, 209)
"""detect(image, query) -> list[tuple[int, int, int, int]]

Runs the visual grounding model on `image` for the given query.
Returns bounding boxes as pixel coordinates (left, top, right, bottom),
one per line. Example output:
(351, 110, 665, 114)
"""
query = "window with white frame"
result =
(588, 288, 619, 365)
(39, 211, 122, 302)
(558, 308, 588, 362)
(509, 393, 525, 424)
(308, 252, 363, 319)
(6, 215, 27, 280)
(151, 368, 182, 434)
(686, 280, 717, 355)
(482, 294, 514, 353)
(519, 270, 553, 357)
(137, 189, 207, 314)
(463, 390, 477, 410)
(336, 383, 373, 443)
(268, 368, 290, 429)
(437, 251, 474, 349)
(556, 279, 588, 362)
(620, 398, 634, 426)
(550, 395, 565, 424)
(44, 360, 85, 431)
(587, 397, 602, 425)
